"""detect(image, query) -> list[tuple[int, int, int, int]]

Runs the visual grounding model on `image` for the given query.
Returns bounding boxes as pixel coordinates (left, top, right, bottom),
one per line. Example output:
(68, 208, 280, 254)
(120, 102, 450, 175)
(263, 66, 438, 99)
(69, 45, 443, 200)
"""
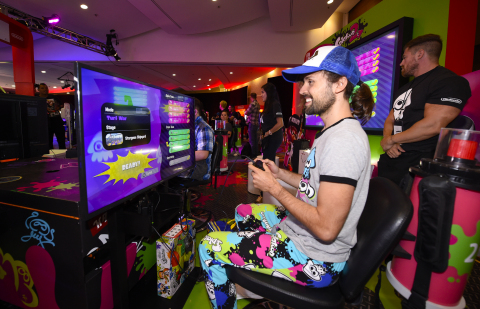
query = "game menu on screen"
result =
(80, 68, 194, 214)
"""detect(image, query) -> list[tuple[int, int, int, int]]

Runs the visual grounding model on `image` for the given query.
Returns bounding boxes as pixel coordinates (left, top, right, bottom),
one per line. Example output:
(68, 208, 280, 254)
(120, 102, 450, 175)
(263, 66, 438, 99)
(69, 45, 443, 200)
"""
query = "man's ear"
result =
(416, 49, 425, 60)
(334, 76, 348, 94)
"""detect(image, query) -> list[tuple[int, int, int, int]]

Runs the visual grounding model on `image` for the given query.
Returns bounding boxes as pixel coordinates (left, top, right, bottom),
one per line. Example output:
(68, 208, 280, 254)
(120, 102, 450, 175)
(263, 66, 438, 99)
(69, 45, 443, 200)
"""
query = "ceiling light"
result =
(60, 81, 64, 83)
(41, 71, 46, 73)
(230, 72, 233, 74)
(327, 0, 333, 3)
(12, 85, 15, 87)
(67, 92, 70, 94)
(207, 85, 210, 86)
(193, 85, 196, 87)
(209, 88, 211, 90)
(80, 4, 88, 9)
(53, 86, 57, 88)
(209, 79, 211, 81)
(172, 74, 176, 76)
(198, 78, 201, 80)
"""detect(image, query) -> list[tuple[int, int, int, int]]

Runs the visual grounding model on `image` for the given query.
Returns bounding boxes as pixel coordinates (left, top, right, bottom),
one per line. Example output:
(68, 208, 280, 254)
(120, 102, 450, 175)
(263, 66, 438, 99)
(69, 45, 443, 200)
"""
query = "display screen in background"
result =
(80, 67, 194, 214)
(305, 29, 398, 131)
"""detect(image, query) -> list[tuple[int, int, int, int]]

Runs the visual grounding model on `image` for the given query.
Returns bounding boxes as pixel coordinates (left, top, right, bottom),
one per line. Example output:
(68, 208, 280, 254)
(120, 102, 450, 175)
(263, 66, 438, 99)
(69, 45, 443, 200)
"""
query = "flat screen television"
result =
(304, 17, 413, 134)
(75, 63, 195, 219)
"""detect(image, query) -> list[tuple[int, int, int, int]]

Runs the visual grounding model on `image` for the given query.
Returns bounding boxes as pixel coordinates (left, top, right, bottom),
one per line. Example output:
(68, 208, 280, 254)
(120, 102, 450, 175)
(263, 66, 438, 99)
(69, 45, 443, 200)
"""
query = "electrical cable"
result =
(154, 190, 161, 212)
(50, 149, 57, 158)
(106, 55, 130, 67)
(219, 155, 255, 197)
(216, 155, 256, 231)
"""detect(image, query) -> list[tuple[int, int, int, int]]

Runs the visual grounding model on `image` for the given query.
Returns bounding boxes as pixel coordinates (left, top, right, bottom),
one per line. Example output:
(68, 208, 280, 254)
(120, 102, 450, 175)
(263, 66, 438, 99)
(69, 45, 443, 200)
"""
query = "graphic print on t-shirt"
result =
(393, 88, 412, 120)
(298, 147, 316, 201)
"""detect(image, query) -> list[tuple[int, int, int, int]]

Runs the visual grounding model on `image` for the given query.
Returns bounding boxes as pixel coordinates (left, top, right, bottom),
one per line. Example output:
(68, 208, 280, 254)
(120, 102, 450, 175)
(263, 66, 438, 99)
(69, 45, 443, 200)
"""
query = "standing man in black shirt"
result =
(378, 34, 471, 185)
(38, 83, 66, 149)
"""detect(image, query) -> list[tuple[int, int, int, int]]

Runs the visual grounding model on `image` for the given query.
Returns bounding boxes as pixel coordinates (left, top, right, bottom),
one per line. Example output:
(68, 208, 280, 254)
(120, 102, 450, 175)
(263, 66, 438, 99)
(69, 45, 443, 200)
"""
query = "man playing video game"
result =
(199, 46, 375, 309)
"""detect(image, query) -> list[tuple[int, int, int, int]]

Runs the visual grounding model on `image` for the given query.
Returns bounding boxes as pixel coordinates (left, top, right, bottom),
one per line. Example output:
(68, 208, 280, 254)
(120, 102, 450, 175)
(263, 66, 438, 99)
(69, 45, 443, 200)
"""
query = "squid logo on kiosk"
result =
(20, 212, 55, 248)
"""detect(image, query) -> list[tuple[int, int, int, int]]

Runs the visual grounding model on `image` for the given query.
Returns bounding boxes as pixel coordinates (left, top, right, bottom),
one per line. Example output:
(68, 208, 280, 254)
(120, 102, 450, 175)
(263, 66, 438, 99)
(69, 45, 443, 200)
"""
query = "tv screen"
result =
(75, 64, 195, 218)
(304, 18, 412, 134)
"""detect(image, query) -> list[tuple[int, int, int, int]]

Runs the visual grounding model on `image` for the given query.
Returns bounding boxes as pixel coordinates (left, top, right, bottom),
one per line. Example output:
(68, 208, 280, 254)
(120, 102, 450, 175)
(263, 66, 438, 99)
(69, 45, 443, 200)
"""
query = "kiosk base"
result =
(386, 262, 466, 309)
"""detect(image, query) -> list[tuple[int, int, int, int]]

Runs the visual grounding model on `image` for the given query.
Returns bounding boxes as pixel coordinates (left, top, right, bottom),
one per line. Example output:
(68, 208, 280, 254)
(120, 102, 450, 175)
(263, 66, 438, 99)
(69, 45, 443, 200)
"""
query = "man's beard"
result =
(304, 87, 336, 116)
(401, 61, 419, 78)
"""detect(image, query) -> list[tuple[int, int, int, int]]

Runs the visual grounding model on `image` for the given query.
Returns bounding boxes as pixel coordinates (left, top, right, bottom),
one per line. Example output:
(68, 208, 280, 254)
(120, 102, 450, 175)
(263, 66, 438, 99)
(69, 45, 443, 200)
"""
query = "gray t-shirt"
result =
(278, 118, 371, 263)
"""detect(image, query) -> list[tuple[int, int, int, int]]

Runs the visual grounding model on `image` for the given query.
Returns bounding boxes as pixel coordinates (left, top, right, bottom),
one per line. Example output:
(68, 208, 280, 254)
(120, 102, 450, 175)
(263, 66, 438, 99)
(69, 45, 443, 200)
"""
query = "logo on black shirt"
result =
(393, 89, 412, 120)
(441, 98, 462, 104)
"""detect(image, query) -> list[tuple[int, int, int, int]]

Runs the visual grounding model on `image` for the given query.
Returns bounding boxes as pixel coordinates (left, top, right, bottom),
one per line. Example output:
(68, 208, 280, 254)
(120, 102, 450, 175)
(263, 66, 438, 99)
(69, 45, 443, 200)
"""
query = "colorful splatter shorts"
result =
(199, 203, 345, 309)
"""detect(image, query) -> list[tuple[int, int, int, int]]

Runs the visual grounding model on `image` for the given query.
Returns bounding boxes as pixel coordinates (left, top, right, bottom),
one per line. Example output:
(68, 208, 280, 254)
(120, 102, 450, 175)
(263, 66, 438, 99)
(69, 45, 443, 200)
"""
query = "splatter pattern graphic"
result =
(199, 203, 344, 309)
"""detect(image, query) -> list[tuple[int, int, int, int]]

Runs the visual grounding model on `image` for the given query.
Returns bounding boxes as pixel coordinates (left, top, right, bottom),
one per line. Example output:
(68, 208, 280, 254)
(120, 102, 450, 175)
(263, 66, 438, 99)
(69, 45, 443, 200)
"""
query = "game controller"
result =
(253, 160, 265, 171)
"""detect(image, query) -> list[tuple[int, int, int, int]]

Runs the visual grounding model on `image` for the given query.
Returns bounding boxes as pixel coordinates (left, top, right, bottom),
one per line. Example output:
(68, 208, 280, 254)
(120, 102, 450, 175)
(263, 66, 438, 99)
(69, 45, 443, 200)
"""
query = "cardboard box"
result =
(156, 219, 196, 298)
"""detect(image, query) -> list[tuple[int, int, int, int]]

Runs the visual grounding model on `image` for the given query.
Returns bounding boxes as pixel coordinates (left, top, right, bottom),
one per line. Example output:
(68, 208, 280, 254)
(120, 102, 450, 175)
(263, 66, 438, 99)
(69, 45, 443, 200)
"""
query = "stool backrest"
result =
(211, 140, 221, 174)
(339, 177, 413, 302)
(446, 114, 475, 130)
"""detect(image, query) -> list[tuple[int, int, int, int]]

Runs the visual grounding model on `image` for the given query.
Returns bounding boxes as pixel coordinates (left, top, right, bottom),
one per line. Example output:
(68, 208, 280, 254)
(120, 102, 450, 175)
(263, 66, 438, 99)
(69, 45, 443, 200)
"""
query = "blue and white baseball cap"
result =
(282, 46, 361, 85)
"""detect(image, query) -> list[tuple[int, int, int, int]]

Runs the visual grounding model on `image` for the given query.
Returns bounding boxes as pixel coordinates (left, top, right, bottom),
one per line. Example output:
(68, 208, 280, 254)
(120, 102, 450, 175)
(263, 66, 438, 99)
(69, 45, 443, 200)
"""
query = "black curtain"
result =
(190, 86, 248, 118)
(267, 76, 293, 126)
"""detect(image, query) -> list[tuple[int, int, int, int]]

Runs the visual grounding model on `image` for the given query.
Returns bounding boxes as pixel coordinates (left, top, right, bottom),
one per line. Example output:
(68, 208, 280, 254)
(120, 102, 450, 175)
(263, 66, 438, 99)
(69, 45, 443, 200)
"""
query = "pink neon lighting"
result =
(48, 18, 60, 24)
(355, 47, 381, 61)
(357, 54, 380, 66)
(358, 60, 379, 72)
(360, 66, 380, 77)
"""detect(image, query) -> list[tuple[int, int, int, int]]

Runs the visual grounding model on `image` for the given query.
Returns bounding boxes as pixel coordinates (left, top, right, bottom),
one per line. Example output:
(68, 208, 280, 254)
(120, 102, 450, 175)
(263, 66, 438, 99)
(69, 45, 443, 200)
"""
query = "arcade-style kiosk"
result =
(0, 63, 197, 309)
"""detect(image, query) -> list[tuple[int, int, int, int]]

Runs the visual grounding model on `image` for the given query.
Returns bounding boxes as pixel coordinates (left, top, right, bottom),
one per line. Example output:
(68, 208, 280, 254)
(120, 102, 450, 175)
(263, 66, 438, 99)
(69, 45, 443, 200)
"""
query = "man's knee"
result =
(235, 203, 253, 218)
(200, 231, 229, 254)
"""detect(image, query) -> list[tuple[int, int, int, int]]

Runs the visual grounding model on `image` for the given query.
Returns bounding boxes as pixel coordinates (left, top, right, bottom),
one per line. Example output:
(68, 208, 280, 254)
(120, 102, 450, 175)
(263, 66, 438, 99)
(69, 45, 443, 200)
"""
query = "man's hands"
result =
(248, 159, 281, 194)
(381, 135, 405, 158)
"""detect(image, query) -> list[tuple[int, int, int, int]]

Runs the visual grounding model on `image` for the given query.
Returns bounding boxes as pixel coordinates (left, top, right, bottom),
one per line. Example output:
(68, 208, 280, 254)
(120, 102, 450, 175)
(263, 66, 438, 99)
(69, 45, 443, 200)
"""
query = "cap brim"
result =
(282, 66, 323, 83)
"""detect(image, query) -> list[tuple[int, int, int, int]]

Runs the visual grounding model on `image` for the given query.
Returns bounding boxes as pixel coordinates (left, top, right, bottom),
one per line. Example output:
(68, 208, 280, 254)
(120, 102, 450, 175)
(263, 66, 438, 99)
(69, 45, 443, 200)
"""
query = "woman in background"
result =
(260, 82, 284, 162)
(256, 83, 284, 202)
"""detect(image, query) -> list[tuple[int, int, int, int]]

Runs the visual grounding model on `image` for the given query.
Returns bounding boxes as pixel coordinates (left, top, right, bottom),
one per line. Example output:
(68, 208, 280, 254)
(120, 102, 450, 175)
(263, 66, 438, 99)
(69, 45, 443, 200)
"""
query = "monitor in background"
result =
(304, 17, 413, 133)
(75, 64, 195, 219)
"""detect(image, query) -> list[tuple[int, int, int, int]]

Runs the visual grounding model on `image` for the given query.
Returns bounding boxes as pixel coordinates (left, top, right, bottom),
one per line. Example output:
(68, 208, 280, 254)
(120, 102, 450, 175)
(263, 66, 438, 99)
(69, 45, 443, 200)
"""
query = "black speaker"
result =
(291, 139, 310, 173)
(0, 94, 49, 160)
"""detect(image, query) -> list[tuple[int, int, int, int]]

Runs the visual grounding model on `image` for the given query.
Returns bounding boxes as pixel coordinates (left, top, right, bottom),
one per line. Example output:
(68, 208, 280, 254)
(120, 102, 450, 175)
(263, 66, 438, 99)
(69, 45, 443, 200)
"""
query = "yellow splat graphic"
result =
(0, 247, 38, 307)
(95, 151, 155, 184)
(46, 182, 79, 192)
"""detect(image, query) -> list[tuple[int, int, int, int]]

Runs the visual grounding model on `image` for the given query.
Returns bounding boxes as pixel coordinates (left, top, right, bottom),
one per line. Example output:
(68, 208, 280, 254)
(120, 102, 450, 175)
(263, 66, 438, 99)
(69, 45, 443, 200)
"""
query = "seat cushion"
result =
(225, 266, 345, 309)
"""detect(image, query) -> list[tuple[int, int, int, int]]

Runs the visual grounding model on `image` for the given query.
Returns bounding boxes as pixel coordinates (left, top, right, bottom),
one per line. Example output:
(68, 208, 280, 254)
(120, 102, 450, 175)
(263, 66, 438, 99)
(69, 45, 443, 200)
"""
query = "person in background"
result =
(216, 100, 228, 120)
(193, 99, 215, 180)
(255, 83, 284, 202)
(221, 110, 234, 155)
(260, 82, 284, 162)
(245, 92, 260, 158)
(378, 34, 471, 186)
(284, 94, 305, 170)
(174, 98, 214, 185)
(38, 83, 66, 149)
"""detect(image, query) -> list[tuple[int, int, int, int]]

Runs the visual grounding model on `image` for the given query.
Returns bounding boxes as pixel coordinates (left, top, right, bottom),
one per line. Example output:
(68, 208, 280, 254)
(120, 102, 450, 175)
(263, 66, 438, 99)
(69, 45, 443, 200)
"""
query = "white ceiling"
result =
(0, 0, 360, 93)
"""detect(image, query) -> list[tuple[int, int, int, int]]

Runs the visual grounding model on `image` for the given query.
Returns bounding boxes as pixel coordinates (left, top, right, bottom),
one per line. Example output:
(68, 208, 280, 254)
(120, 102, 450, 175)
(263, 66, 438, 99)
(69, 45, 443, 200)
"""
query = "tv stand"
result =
(109, 192, 189, 308)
